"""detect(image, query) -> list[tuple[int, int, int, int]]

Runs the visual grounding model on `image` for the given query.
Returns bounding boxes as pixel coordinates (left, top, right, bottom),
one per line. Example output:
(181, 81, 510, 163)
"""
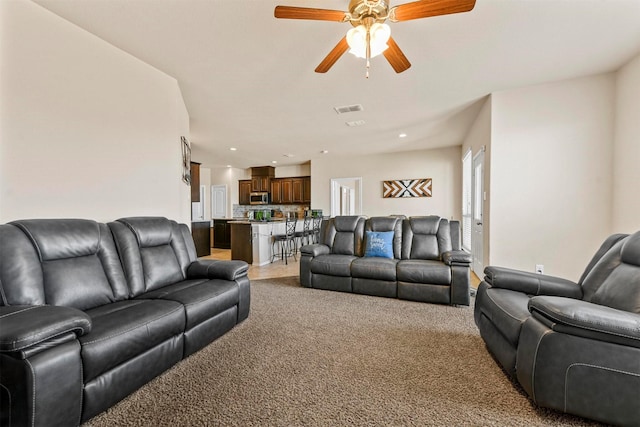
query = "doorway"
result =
(330, 177, 362, 217)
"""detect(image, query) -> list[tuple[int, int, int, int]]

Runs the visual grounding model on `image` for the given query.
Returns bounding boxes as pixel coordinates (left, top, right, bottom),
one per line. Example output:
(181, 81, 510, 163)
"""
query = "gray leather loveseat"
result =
(474, 231, 640, 425)
(0, 217, 250, 427)
(299, 215, 471, 306)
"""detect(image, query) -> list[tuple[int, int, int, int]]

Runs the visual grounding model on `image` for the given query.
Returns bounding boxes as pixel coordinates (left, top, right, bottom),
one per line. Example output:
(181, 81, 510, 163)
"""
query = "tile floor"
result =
(204, 249, 299, 280)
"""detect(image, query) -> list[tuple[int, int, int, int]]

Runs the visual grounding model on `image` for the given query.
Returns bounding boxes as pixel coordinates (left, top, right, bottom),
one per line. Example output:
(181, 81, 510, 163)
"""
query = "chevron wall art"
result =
(383, 179, 432, 198)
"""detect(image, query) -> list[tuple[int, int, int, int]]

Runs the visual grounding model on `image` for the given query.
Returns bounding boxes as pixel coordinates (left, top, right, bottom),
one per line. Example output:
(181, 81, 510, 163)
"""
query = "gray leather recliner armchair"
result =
(474, 231, 640, 426)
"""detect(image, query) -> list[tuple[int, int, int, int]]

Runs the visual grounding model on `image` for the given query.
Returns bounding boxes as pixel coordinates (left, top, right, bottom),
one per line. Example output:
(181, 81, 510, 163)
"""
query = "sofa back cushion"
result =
(322, 216, 365, 256)
(589, 231, 640, 313)
(0, 219, 128, 310)
(109, 217, 195, 296)
(365, 217, 402, 259)
(578, 233, 629, 286)
(581, 237, 627, 302)
(401, 216, 452, 260)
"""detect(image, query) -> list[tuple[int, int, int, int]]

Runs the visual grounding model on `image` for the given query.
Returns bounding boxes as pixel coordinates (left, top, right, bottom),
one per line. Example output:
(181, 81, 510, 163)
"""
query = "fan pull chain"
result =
(366, 25, 371, 79)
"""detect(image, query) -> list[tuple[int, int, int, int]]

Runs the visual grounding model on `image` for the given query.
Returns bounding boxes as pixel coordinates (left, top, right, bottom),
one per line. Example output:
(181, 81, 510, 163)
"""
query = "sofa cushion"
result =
(351, 257, 398, 281)
(311, 254, 357, 277)
(8, 220, 129, 310)
(590, 231, 640, 313)
(80, 299, 185, 382)
(139, 279, 239, 329)
(476, 287, 531, 346)
(397, 260, 451, 285)
(364, 231, 395, 259)
(111, 217, 193, 296)
(323, 216, 365, 256)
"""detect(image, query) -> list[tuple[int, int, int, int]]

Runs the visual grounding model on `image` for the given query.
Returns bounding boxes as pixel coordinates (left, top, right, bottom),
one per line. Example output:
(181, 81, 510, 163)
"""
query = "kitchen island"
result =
(229, 219, 304, 266)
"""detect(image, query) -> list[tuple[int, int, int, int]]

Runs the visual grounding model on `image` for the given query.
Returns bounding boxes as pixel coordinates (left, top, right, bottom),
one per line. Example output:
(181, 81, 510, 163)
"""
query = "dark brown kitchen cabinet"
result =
(291, 178, 304, 203)
(190, 162, 201, 202)
(281, 179, 293, 204)
(251, 176, 271, 192)
(270, 176, 310, 204)
(213, 219, 231, 249)
(191, 221, 210, 257)
(270, 179, 283, 204)
(303, 176, 311, 203)
(250, 166, 275, 192)
(230, 222, 252, 264)
(239, 180, 252, 205)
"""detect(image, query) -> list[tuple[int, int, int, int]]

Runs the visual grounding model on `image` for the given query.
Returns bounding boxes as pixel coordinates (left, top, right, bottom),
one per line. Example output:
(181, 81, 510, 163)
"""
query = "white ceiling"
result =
(34, 0, 640, 170)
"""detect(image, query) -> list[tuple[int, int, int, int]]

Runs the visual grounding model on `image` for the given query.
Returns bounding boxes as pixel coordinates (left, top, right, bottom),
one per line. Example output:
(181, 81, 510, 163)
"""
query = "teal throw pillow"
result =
(364, 231, 394, 259)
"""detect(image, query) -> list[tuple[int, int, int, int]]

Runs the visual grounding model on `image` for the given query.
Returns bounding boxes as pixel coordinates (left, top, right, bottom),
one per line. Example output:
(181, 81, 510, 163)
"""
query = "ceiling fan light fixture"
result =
(346, 23, 390, 59)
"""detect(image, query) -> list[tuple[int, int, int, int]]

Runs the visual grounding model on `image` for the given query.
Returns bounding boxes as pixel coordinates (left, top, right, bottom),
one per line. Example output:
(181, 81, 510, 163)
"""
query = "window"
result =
(462, 149, 472, 251)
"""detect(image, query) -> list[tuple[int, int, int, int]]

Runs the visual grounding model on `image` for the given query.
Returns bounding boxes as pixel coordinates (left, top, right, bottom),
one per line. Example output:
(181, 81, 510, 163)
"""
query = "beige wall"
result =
(489, 74, 615, 280)
(0, 1, 191, 224)
(613, 53, 640, 233)
(311, 146, 462, 219)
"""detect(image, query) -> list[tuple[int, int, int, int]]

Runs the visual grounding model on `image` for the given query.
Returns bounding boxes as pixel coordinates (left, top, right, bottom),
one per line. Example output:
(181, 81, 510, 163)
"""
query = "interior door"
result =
(211, 185, 227, 218)
(472, 149, 485, 275)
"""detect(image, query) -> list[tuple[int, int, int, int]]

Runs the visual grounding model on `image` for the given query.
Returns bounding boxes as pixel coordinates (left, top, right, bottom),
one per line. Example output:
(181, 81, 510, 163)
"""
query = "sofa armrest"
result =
(0, 305, 91, 353)
(529, 296, 640, 347)
(300, 244, 330, 257)
(484, 266, 582, 298)
(442, 250, 471, 266)
(187, 259, 249, 281)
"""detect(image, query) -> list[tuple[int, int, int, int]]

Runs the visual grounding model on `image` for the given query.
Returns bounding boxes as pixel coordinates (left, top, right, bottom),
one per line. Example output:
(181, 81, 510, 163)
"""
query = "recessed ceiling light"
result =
(283, 154, 295, 158)
(271, 160, 278, 164)
(399, 133, 407, 138)
(229, 147, 237, 151)
(226, 165, 232, 168)
(321, 150, 329, 154)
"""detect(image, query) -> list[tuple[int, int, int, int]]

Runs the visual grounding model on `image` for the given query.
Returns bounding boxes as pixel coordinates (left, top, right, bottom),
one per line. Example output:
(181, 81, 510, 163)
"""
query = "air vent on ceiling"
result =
(334, 104, 364, 114)
(345, 120, 366, 127)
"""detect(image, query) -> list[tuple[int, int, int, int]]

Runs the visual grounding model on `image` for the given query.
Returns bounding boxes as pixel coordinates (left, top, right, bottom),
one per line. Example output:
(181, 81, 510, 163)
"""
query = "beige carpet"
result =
(84, 277, 602, 426)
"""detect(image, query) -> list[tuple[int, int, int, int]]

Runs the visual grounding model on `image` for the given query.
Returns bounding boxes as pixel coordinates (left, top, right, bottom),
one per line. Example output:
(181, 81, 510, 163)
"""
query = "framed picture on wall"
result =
(383, 178, 432, 198)
(181, 136, 191, 185)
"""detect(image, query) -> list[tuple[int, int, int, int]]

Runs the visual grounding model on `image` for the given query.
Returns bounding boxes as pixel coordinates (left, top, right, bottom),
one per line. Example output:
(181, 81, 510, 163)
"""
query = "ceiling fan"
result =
(274, 0, 476, 77)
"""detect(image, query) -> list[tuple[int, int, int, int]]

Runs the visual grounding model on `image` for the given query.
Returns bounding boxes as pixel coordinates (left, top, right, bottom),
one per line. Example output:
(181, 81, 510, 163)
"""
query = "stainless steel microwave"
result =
(250, 192, 269, 205)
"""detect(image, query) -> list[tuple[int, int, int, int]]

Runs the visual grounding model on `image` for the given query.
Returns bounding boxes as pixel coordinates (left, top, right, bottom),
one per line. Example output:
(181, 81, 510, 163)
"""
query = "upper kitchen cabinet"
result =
(270, 176, 310, 204)
(251, 166, 275, 192)
(251, 176, 271, 192)
(270, 179, 283, 204)
(190, 162, 201, 202)
(303, 176, 311, 203)
(239, 180, 252, 205)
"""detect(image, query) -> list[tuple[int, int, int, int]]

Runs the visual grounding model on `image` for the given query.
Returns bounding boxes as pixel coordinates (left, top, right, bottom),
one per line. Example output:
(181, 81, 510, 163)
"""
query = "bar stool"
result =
(271, 217, 297, 264)
(295, 215, 312, 251)
(311, 215, 324, 243)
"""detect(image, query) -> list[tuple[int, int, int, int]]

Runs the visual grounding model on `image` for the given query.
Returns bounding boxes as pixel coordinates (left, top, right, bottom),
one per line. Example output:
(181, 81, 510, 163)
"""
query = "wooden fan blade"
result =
(383, 37, 411, 73)
(391, 0, 475, 22)
(274, 6, 347, 22)
(315, 36, 349, 73)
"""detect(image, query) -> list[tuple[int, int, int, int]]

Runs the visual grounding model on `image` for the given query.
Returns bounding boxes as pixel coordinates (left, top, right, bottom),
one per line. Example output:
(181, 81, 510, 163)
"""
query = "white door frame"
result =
(330, 177, 362, 217)
(472, 148, 485, 276)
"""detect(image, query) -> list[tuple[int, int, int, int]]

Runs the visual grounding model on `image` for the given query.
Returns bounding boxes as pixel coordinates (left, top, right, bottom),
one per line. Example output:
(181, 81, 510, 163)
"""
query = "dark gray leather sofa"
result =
(0, 217, 250, 427)
(300, 215, 471, 306)
(474, 231, 640, 426)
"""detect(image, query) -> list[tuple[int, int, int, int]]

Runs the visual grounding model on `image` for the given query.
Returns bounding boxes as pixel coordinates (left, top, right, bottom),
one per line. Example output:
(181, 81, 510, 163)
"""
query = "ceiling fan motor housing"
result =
(348, 0, 389, 26)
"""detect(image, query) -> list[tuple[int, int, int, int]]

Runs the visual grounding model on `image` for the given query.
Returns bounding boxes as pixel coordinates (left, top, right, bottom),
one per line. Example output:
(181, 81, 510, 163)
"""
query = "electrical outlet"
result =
(535, 264, 544, 274)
